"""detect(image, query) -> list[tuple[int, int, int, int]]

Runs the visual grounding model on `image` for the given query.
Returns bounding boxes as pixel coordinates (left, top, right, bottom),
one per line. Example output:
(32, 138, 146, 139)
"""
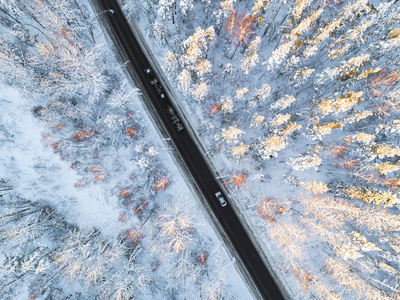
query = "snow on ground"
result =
(0, 1, 252, 299)
(0, 84, 121, 235)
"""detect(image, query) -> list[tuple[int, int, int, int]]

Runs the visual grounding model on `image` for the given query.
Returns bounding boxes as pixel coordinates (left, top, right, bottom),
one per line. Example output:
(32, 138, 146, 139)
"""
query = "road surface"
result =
(93, 1, 286, 299)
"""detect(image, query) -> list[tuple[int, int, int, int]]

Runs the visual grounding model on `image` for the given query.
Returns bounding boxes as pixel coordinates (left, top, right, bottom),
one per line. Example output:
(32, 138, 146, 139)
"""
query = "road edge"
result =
(91, 1, 291, 299)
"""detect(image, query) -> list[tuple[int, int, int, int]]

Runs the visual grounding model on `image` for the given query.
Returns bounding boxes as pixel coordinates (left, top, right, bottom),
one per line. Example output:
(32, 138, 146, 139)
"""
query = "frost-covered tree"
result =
(179, 0, 194, 16)
(220, 125, 244, 144)
(162, 51, 178, 79)
(153, 21, 167, 45)
(180, 26, 215, 70)
(4, 0, 400, 298)
(241, 36, 260, 74)
(156, 199, 194, 253)
(192, 82, 209, 101)
(34, 43, 108, 100)
(219, 96, 234, 114)
(288, 154, 322, 171)
(158, 0, 176, 23)
(0, 39, 33, 86)
(231, 142, 248, 159)
(177, 68, 192, 94)
(195, 58, 212, 78)
(249, 84, 271, 109)
(99, 250, 148, 299)
(257, 135, 287, 159)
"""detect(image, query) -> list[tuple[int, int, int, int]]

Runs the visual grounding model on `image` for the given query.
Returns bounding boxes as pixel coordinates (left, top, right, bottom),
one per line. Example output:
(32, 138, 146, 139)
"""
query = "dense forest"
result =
(1, 0, 400, 299)
(123, 0, 400, 298)
(0, 1, 247, 299)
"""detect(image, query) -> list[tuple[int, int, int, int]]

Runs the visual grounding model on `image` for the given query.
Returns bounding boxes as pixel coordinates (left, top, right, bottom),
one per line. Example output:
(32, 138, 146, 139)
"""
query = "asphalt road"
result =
(94, 1, 286, 299)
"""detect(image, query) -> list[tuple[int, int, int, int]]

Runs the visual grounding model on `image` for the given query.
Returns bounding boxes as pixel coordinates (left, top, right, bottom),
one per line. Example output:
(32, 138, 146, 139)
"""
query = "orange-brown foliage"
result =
(235, 13, 256, 45)
(125, 126, 136, 139)
(208, 103, 220, 115)
(55, 124, 65, 130)
(380, 178, 399, 189)
(125, 228, 142, 246)
(327, 145, 348, 158)
(336, 158, 361, 169)
(74, 179, 87, 188)
(197, 252, 207, 265)
(292, 268, 312, 291)
(72, 129, 96, 142)
(60, 26, 70, 38)
(369, 69, 399, 97)
(277, 205, 287, 215)
(28, 291, 38, 300)
(89, 166, 103, 173)
(119, 188, 133, 199)
(225, 11, 256, 45)
(134, 200, 148, 213)
(50, 141, 61, 152)
(257, 198, 276, 223)
(225, 171, 247, 188)
(225, 10, 236, 34)
(119, 214, 126, 222)
(152, 176, 170, 192)
(94, 174, 107, 182)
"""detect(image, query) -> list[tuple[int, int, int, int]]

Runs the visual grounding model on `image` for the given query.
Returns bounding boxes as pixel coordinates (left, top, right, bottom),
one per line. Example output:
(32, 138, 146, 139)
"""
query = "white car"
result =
(215, 191, 227, 207)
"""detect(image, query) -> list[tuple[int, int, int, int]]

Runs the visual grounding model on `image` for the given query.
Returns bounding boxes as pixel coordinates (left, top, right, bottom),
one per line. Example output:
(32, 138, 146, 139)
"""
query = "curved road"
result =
(93, 1, 286, 299)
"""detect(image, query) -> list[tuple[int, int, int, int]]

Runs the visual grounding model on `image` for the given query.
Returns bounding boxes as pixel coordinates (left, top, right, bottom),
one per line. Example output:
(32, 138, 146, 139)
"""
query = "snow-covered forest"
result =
(0, 1, 250, 299)
(122, 0, 400, 298)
